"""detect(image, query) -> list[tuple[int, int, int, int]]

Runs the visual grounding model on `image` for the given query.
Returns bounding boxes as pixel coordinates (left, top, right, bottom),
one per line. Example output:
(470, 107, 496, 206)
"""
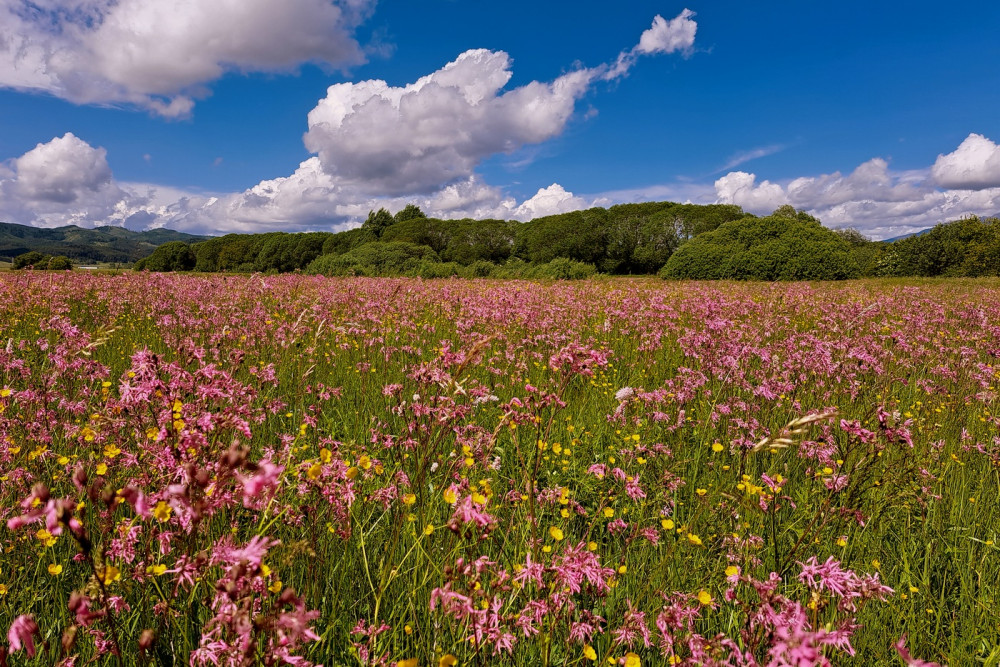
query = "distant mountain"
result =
(884, 227, 932, 243)
(0, 222, 208, 265)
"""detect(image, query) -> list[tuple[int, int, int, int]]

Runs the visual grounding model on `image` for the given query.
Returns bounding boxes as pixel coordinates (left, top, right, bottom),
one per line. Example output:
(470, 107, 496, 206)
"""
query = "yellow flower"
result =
(0, 584, 7, 595)
(268, 580, 282, 593)
(443, 488, 458, 505)
(617, 565, 627, 575)
(624, 653, 641, 667)
(725, 565, 739, 578)
(549, 526, 564, 541)
(359, 455, 372, 470)
(603, 507, 615, 518)
(661, 519, 675, 530)
(423, 524, 435, 536)
(398, 660, 418, 667)
(98, 565, 121, 585)
(836, 536, 848, 548)
(96, 463, 108, 476)
(584, 645, 598, 661)
(439, 655, 458, 667)
(153, 501, 172, 522)
(711, 442, 724, 452)
(697, 590, 713, 605)
(402, 493, 417, 505)
(587, 541, 598, 551)
(48, 563, 63, 576)
(0, 388, 10, 398)
(319, 448, 332, 464)
(345, 466, 360, 480)
(695, 488, 707, 497)
(103, 444, 122, 458)
(471, 492, 487, 505)
(307, 463, 323, 480)
(687, 533, 703, 546)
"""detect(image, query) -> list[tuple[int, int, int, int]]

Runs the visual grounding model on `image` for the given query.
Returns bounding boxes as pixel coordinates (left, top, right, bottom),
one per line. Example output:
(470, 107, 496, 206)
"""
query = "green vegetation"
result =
(0, 221, 206, 264)
(660, 207, 860, 281)
(11, 251, 75, 270)
(14, 204, 1000, 281)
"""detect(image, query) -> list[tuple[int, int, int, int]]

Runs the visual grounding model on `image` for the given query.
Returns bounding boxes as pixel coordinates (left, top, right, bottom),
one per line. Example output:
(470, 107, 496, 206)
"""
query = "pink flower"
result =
(8, 614, 39, 656)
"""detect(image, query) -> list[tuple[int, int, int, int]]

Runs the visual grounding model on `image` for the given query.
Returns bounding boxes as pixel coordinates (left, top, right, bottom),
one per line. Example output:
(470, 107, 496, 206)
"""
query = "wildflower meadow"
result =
(1, 272, 998, 666)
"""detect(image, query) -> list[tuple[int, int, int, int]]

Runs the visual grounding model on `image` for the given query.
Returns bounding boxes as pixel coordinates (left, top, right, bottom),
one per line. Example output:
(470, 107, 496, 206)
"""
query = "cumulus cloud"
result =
(0, 0, 374, 116)
(637, 9, 698, 56)
(304, 51, 598, 195)
(931, 133, 1000, 190)
(0, 133, 147, 227)
(512, 184, 590, 220)
(304, 9, 699, 196)
(714, 142, 1000, 239)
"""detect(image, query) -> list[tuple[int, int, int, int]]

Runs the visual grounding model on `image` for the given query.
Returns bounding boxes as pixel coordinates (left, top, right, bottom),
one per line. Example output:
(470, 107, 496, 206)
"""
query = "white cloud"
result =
(931, 133, 1000, 190)
(0, 133, 147, 227)
(511, 184, 589, 220)
(715, 145, 1000, 239)
(606, 9, 697, 78)
(718, 144, 786, 172)
(714, 171, 788, 212)
(0, 0, 374, 116)
(304, 50, 599, 195)
(304, 9, 699, 196)
(637, 9, 698, 56)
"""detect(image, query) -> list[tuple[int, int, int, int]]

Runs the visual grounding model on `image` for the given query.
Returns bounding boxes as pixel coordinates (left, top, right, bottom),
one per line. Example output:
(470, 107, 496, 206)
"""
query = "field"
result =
(1, 272, 998, 666)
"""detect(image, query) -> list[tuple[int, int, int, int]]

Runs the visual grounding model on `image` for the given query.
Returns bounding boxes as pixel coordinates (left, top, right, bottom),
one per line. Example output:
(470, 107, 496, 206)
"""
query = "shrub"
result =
(661, 211, 860, 281)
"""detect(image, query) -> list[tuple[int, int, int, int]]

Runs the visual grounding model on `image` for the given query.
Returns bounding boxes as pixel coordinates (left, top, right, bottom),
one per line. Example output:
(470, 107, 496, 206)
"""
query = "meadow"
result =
(0, 272, 997, 666)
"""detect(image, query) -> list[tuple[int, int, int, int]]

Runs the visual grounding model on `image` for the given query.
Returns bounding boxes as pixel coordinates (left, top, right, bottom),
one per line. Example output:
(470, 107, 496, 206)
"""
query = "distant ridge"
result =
(0, 222, 208, 265)
(884, 227, 932, 243)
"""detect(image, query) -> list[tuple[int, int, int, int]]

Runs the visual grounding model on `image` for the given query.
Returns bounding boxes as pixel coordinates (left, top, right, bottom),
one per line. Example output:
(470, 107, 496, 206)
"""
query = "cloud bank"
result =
(714, 139, 1000, 239)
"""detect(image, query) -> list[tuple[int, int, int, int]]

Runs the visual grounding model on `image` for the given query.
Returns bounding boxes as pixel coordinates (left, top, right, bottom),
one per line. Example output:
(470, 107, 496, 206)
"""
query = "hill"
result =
(0, 222, 208, 265)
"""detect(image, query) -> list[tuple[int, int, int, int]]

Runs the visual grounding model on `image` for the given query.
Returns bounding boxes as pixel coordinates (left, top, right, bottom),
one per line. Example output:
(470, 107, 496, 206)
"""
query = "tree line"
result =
(14, 201, 1000, 280)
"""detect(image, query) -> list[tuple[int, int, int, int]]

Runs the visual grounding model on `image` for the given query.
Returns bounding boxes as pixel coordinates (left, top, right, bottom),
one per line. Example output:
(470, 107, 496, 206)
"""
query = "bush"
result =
(660, 211, 860, 281)
(12, 251, 51, 270)
(305, 242, 439, 276)
(465, 260, 498, 278)
(46, 256, 73, 270)
(526, 257, 598, 280)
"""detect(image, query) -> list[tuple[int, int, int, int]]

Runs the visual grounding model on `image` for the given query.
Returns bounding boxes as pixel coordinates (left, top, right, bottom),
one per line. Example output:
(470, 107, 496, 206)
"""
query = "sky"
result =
(1, 0, 999, 239)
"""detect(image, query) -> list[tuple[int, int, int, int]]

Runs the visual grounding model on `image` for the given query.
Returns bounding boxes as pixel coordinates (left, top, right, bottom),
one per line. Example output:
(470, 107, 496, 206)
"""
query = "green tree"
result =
(394, 204, 427, 223)
(134, 241, 197, 272)
(362, 208, 396, 239)
(46, 255, 73, 270)
(12, 251, 50, 270)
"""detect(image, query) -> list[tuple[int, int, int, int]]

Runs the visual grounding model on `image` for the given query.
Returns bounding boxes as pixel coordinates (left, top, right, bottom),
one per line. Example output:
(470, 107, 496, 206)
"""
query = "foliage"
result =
(12, 251, 51, 270)
(46, 255, 74, 271)
(661, 209, 861, 281)
(878, 216, 1000, 277)
(305, 241, 440, 276)
(134, 241, 197, 272)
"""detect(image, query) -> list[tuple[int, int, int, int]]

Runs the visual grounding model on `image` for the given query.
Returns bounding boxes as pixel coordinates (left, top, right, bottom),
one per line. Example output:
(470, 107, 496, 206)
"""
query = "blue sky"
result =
(1, 0, 999, 238)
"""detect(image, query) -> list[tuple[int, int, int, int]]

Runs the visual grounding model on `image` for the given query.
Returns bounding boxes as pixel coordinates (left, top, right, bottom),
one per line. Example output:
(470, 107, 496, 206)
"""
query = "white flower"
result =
(615, 387, 635, 402)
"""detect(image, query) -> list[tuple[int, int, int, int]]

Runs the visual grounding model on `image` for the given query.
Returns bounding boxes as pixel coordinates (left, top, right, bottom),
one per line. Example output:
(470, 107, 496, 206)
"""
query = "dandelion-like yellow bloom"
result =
(549, 526, 564, 541)
(48, 564, 63, 576)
